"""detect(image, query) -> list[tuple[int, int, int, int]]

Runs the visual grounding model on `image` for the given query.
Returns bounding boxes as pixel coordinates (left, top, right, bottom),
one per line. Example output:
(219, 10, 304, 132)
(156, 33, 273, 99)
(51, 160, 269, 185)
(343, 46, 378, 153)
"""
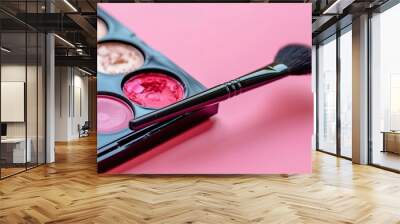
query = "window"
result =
(317, 36, 337, 154)
(0, 1, 46, 179)
(339, 27, 352, 158)
(370, 3, 400, 171)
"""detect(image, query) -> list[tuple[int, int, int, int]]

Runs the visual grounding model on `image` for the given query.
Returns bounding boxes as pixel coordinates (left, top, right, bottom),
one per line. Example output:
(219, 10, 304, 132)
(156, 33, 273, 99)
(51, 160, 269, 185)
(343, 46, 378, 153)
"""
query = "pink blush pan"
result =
(97, 95, 134, 134)
(123, 72, 185, 109)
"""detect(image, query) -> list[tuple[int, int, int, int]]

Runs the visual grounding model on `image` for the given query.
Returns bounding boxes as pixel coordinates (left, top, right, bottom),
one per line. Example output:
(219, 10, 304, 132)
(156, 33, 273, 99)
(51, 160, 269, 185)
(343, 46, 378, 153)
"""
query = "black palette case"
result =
(97, 8, 218, 172)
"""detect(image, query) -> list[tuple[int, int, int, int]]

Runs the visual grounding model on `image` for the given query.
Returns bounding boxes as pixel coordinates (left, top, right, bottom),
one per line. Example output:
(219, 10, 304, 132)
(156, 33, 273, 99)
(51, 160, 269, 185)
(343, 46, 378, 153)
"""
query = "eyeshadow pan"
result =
(97, 95, 134, 134)
(97, 18, 107, 40)
(123, 72, 185, 109)
(97, 42, 144, 75)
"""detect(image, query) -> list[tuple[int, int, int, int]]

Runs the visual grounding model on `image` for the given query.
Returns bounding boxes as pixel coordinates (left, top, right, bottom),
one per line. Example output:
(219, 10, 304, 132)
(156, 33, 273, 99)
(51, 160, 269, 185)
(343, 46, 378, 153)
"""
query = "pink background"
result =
(100, 3, 313, 174)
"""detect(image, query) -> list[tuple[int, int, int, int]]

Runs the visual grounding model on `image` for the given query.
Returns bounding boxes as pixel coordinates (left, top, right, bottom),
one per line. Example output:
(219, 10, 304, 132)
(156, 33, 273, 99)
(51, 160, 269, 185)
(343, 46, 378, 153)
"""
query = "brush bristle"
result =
(274, 44, 311, 74)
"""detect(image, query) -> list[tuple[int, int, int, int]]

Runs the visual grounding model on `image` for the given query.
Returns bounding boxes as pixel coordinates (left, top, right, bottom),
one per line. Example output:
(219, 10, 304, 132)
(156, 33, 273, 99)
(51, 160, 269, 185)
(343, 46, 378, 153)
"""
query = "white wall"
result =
(1, 65, 26, 139)
(72, 73, 89, 138)
(55, 66, 69, 141)
(1, 64, 46, 164)
(46, 33, 55, 163)
(54, 67, 89, 141)
(1, 65, 38, 138)
(1, 82, 25, 122)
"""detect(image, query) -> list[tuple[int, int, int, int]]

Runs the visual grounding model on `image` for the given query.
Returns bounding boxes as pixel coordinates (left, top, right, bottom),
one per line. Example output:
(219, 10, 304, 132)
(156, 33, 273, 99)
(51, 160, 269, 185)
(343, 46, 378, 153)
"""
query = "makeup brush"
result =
(130, 44, 311, 131)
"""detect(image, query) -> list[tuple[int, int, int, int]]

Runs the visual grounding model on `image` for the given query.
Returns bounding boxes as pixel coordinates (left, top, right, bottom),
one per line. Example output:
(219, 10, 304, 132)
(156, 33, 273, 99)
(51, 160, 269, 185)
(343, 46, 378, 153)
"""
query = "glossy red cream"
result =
(123, 72, 185, 109)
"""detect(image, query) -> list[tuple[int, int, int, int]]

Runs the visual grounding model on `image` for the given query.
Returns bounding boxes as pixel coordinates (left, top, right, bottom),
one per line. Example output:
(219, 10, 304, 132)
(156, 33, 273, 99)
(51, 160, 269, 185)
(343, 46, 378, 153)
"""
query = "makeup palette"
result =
(97, 8, 219, 172)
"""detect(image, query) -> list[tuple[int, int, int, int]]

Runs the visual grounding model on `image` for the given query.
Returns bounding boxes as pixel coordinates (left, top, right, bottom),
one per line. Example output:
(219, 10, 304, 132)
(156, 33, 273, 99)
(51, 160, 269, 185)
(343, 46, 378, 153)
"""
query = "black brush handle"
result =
(129, 63, 289, 131)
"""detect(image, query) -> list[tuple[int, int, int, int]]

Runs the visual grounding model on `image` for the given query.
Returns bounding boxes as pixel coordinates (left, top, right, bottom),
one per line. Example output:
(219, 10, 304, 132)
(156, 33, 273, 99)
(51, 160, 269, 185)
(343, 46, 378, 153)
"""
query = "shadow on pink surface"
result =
(107, 119, 217, 173)
(107, 76, 312, 174)
(100, 3, 312, 174)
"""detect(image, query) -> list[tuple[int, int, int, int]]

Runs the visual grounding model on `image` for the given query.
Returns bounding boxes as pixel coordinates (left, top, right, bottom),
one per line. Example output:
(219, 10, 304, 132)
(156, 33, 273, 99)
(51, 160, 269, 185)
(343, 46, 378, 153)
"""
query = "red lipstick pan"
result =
(122, 72, 185, 109)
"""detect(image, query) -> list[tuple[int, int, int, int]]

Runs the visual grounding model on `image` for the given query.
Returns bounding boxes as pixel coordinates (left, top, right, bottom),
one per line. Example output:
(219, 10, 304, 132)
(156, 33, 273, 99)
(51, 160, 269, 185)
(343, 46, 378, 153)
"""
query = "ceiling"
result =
(0, 0, 97, 73)
(0, 0, 394, 71)
(311, 0, 391, 44)
(0, 0, 313, 73)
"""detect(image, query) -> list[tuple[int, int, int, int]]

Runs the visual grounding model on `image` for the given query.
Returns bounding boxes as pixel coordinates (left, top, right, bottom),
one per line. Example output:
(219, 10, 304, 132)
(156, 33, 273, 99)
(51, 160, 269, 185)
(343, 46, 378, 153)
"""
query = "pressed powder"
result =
(97, 42, 144, 75)
(123, 72, 185, 109)
(97, 19, 108, 40)
(97, 95, 134, 134)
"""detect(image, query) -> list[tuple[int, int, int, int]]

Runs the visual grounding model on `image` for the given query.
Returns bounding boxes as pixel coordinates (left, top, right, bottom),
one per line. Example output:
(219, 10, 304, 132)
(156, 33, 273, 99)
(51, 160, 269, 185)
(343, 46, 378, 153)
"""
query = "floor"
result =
(372, 150, 400, 171)
(1, 163, 43, 179)
(0, 135, 400, 223)
(0, 167, 25, 178)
